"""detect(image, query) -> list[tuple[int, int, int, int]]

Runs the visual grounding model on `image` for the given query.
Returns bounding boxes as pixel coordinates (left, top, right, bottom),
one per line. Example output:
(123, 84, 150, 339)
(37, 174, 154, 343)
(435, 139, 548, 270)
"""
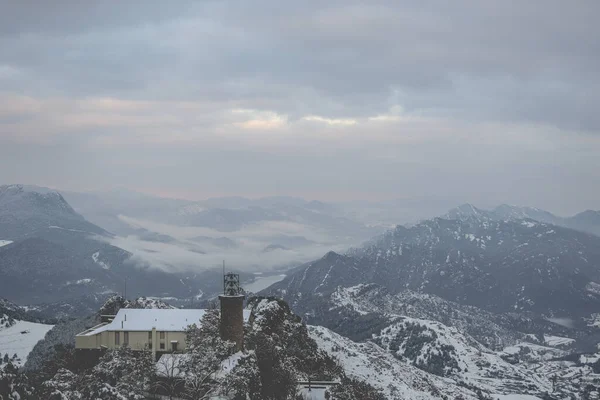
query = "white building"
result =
(75, 308, 251, 358)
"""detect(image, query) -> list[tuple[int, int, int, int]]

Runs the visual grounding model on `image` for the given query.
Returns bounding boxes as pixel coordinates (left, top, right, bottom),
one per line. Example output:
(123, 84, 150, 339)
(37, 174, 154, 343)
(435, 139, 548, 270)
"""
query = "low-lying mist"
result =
(105, 215, 356, 273)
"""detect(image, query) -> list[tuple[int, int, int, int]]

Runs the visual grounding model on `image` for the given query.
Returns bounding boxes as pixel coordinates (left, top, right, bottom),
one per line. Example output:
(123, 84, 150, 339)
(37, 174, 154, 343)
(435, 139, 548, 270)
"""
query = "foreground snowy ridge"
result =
(309, 325, 478, 400)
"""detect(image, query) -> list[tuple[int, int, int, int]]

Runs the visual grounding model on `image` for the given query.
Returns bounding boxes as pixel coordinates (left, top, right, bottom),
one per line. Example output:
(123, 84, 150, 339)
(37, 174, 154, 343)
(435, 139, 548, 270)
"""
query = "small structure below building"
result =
(297, 380, 340, 400)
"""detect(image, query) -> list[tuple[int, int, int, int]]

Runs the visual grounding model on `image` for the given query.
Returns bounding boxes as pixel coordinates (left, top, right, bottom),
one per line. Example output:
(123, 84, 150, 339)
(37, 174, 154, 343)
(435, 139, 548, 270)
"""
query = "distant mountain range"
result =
(0, 185, 246, 307)
(3, 183, 599, 324)
(14, 186, 385, 273)
(445, 203, 600, 237)
(3, 185, 600, 398)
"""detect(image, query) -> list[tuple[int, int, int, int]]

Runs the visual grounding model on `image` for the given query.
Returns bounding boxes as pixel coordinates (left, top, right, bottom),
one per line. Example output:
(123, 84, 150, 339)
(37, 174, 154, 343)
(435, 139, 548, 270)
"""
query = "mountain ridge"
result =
(266, 215, 600, 317)
(444, 203, 600, 237)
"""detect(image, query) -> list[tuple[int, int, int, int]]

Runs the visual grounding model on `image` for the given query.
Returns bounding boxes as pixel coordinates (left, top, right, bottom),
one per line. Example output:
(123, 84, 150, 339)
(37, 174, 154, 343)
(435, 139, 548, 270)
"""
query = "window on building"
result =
(160, 331, 165, 340)
(160, 342, 165, 350)
(115, 332, 120, 346)
(124, 331, 129, 345)
(172, 342, 178, 352)
(148, 331, 152, 341)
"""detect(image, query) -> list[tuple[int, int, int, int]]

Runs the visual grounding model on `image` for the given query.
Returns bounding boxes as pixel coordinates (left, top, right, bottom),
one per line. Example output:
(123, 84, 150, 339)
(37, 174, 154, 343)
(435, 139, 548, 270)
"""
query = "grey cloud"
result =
(1, 1, 599, 128)
(0, 1, 599, 215)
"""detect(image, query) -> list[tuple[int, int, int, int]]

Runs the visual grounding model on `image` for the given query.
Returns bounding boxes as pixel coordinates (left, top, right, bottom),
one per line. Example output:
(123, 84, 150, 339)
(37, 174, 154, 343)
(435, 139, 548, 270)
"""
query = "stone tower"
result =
(219, 272, 245, 351)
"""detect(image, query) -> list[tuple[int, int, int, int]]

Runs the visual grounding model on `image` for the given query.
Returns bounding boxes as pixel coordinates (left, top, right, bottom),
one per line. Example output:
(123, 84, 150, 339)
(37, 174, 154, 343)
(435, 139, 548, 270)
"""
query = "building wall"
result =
(76, 331, 188, 352)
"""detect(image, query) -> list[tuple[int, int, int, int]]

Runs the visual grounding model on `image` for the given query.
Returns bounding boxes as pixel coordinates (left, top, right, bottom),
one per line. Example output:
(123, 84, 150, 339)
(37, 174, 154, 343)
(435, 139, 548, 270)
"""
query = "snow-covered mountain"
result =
(0, 184, 106, 240)
(243, 294, 597, 399)
(255, 205, 600, 398)
(445, 203, 600, 237)
(307, 284, 575, 348)
(267, 215, 600, 317)
(253, 283, 595, 398)
(310, 320, 598, 399)
(0, 187, 246, 307)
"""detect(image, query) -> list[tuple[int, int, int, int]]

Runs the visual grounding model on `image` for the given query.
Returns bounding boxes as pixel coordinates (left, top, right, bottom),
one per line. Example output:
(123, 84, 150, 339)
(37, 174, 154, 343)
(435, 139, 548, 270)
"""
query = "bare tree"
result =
(153, 355, 185, 400)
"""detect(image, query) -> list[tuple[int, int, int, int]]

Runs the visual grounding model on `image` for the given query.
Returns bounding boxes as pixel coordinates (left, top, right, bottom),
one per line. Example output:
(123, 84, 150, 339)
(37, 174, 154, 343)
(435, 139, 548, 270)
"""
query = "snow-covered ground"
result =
(544, 335, 575, 347)
(309, 316, 594, 399)
(0, 317, 53, 367)
(373, 317, 553, 396)
(502, 342, 566, 362)
(0, 240, 13, 247)
(545, 317, 574, 328)
(309, 325, 478, 400)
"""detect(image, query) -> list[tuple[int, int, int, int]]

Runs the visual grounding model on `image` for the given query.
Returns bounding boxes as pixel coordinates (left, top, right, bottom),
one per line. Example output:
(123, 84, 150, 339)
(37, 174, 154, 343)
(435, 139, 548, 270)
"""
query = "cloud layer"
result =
(1, 1, 599, 214)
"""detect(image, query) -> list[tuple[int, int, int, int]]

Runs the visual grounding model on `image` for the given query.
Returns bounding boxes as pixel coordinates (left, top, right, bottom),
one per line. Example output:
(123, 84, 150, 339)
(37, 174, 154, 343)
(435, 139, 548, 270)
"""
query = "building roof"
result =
(77, 308, 251, 337)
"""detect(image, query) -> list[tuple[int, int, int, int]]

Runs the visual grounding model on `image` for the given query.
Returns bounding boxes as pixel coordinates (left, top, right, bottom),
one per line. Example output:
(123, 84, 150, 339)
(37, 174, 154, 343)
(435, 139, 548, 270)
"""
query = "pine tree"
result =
(41, 346, 154, 400)
(181, 310, 235, 400)
(41, 368, 84, 399)
(0, 360, 35, 400)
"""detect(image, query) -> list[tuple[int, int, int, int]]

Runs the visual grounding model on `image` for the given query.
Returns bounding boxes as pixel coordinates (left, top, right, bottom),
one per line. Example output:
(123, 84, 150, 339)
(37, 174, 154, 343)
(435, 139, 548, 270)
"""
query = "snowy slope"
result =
(308, 320, 600, 400)
(372, 317, 554, 396)
(268, 215, 600, 317)
(0, 316, 53, 366)
(309, 325, 478, 400)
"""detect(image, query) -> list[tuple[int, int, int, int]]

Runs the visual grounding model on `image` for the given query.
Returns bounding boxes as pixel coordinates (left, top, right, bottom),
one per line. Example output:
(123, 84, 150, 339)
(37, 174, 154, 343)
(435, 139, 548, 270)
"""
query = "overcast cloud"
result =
(0, 0, 599, 214)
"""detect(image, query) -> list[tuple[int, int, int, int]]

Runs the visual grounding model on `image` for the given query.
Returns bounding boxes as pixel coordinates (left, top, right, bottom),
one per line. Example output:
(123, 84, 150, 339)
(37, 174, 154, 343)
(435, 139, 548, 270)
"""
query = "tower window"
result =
(115, 332, 120, 346)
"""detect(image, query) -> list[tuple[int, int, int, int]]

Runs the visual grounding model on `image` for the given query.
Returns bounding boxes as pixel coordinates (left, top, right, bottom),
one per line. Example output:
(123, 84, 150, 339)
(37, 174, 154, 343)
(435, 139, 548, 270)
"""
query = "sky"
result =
(0, 0, 599, 215)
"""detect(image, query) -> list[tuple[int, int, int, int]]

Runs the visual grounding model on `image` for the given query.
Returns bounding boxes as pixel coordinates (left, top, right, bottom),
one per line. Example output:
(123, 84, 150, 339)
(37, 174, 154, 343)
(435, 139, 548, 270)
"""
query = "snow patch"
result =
(586, 282, 600, 296)
(0, 317, 54, 367)
(545, 317, 574, 328)
(65, 278, 93, 286)
(92, 251, 110, 270)
(544, 335, 575, 347)
(0, 240, 12, 248)
(309, 325, 477, 400)
(521, 221, 537, 228)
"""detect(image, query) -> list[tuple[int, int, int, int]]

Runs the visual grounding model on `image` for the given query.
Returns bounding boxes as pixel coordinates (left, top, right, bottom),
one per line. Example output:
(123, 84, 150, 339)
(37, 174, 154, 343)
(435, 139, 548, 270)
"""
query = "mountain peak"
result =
(0, 184, 25, 195)
(573, 209, 600, 219)
(444, 203, 487, 220)
(322, 250, 341, 261)
(0, 184, 72, 211)
(0, 184, 106, 240)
